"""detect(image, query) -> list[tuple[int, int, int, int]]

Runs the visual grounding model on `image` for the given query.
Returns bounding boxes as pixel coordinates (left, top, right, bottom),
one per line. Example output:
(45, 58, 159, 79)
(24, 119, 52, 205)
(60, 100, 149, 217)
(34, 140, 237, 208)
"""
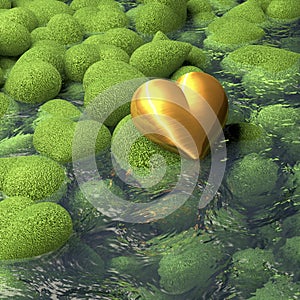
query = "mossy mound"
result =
(64, 43, 100, 82)
(130, 40, 192, 77)
(31, 13, 84, 46)
(0, 7, 38, 32)
(228, 248, 276, 298)
(0, 155, 67, 202)
(73, 5, 129, 34)
(266, 0, 300, 22)
(83, 59, 145, 89)
(0, 198, 72, 260)
(0, 19, 31, 56)
(16, 40, 66, 76)
(5, 60, 62, 104)
(84, 28, 144, 56)
(135, 2, 184, 34)
(21, 0, 74, 26)
(33, 117, 111, 164)
(37, 99, 81, 121)
(204, 17, 265, 52)
(226, 153, 279, 208)
(221, 45, 300, 98)
(251, 104, 300, 137)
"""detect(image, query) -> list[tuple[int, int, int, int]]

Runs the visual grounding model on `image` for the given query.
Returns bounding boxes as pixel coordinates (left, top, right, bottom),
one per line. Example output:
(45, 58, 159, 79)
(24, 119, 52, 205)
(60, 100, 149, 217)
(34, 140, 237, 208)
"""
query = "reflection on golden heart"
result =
(130, 72, 228, 159)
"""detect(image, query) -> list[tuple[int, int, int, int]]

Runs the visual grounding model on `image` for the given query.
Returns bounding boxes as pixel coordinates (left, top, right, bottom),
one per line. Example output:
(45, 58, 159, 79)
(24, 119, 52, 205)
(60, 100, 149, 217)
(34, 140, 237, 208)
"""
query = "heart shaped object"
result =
(130, 72, 228, 159)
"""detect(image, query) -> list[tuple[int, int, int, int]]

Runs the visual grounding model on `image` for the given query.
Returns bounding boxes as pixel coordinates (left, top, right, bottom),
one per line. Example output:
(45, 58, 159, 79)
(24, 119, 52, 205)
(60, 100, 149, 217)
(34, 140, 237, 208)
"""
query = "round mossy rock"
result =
(0, 7, 38, 32)
(37, 99, 81, 121)
(22, 0, 74, 26)
(130, 40, 192, 77)
(0, 19, 31, 56)
(0, 201, 73, 260)
(4, 60, 62, 104)
(135, 2, 184, 34)
(45, 13, 84, 46)
(16, 41, 66, 76)
(228, 248, 276, 298)
(204, 17, 265, 51)
(1, 155, 67, 202)
(83, 59, 145, 89)
(65, 43, 100, 82)
(226, 153, 279, 207)
(85, 28, 144, 56)
(266, 0, 300, 21)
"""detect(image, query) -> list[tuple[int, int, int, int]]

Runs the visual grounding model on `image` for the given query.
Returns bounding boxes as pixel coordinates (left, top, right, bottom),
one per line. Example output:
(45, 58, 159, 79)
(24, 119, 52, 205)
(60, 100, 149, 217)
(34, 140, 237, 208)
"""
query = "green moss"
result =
(0, 19, 31, 56)
(1, 155, 67, 202)
(23, 0, 74, 26)
(249, 274, 300, 300)
(0, 57, 17, 80)
(70, 0, 123, 10)
(193, 11, 217, 26)
(142, 0, 187, 22)
(99, 44, 130, 62)
(281, 129, 300, 162)
(135, 2, 184, 34)
(1, 7, 38, 32)
(0, 0, 10, 8)
(266, 0, 300, 21)
(251, 104, 300, 137)
(16, 41, 66, 76)
(84, 79, 142, 126)
(185, 45, 208, 69)
(0, 67, 4, 86)
(0, 196, 34, 230)
(223, 1, 267, 25)
(221, 45, 300, 76)
(247, 0, 272, 11)
(83, 59, 144, 89)
(277, 236, 300, 275)
(0, 134, 34, 156)
(4, 60, 62, 104)
(37, 99, 81, 121)
(187, 0, 213, 15)
(43, 13, 84, 46)
(208, 0, 238, 14)
(33, 117, 111, 163)
(156, 230, 226, 295)
(0, 91, 9, 118)
(0, 157, 18, 190)
(228, 248, 276, 298)
(204, 17, 265, 51)
(225, 122, 273, 157)
(73, 6, 129, 34)
(226, 153, 279, 208)
(130, 40, 192, 77)
(221, 45, 300, 98)
(282, 210, 300, 238)
(0, 201, 73, 260)
(111, 115, 181, 189)
(30, 26, 51, 44)
(170, 65, 203, 80)
(151, 30, 169, 42)
(85, 28, 145, 56)
(65, 43, 100, 82)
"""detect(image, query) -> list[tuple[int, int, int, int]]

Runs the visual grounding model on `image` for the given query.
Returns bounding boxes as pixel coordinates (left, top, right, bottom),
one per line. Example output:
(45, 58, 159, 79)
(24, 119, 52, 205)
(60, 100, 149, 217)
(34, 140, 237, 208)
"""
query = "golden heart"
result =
(130, 72, 228, 159)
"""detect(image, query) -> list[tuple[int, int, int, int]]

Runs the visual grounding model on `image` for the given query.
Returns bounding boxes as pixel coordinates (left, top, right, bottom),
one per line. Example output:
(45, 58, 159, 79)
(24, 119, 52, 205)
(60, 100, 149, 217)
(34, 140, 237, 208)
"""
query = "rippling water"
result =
(1, 1, 300, 299)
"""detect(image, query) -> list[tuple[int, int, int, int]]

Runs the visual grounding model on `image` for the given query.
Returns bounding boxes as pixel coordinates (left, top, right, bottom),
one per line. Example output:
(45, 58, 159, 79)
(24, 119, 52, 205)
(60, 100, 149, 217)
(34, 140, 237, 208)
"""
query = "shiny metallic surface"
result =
(130, 73, 228, 159)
